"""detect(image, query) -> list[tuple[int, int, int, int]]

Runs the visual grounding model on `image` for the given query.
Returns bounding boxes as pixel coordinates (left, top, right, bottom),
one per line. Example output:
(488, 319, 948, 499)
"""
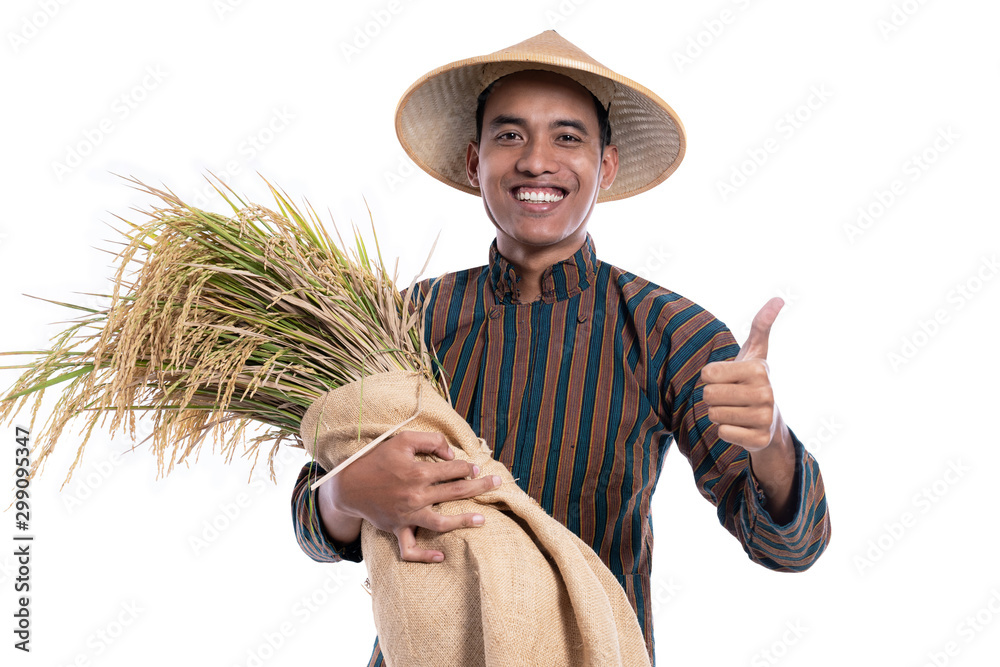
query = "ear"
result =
(466, 141, 481, 188)
(599, 144, 619, 191)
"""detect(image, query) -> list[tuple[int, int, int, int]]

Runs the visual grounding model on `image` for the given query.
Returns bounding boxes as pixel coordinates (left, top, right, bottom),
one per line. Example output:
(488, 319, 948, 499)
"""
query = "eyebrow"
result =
(488, 114, 591, 135)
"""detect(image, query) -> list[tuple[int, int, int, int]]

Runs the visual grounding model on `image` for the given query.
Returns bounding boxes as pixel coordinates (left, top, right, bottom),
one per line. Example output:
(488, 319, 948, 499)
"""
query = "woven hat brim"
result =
(395, 47, 686, 202)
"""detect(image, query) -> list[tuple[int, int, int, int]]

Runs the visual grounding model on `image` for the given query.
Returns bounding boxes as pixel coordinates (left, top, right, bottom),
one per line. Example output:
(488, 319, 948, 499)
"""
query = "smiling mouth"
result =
(512, 186, 566, 203)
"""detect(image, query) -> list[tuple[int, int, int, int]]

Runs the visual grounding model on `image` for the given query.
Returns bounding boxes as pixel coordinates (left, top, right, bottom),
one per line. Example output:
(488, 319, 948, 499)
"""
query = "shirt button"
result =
(577, 315, 588, 323)
(489, 307, 501, 319)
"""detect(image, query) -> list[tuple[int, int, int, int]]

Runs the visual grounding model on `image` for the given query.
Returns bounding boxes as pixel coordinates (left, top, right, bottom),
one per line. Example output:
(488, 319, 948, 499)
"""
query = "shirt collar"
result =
(488, 233, 598, 304)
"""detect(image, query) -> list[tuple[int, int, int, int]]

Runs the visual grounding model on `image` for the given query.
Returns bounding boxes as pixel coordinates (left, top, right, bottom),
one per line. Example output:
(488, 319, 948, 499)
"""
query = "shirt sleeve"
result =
(664, 310, 831, 572)
(290, 461, 363, 563)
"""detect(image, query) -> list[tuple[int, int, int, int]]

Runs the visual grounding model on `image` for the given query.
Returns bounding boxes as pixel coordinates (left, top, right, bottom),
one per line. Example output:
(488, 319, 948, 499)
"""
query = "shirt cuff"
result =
(746, 428, 807, 534)
(292, 461, 363, 563)
(741, 425, 830, 571)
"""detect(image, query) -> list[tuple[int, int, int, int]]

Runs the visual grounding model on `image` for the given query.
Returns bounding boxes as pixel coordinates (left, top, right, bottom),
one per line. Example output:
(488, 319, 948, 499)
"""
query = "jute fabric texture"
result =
(300, 370, 650, 667)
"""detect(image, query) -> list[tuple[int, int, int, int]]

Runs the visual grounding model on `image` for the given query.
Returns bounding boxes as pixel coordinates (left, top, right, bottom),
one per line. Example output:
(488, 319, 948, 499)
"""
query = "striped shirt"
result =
(291, 233, 831, 665)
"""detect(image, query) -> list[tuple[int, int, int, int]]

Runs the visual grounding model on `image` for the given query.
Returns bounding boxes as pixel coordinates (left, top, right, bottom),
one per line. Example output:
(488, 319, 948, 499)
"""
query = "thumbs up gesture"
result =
(701, 297, 786, 452)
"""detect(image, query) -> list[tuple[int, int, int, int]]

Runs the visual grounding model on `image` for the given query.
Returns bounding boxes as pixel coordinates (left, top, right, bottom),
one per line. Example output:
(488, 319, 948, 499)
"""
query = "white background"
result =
(1, 0, 998, 665)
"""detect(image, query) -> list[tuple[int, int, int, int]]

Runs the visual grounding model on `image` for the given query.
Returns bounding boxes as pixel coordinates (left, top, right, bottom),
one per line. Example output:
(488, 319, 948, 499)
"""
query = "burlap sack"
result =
(300, 370, 650, 667)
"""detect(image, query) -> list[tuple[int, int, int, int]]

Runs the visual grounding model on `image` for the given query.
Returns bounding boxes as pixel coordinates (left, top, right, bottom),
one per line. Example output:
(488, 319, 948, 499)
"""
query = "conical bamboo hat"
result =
(394, 30, 686, 202)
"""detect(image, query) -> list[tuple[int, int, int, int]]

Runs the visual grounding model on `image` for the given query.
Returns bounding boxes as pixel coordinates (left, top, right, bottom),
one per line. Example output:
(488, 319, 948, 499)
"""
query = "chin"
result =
(510, 229, 573, 248)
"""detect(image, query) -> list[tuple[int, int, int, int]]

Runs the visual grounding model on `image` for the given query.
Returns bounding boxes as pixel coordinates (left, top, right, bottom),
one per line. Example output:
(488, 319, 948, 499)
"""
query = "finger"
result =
(395, 525, 444, 563)
(703, 382, 774, 407)
(412, 505, 487, 534)
(707, 405, 775, 429)
(735, 297, 784, 362)
(420, 459, 482, 485)
(716, 424, 773, 451)
(700, 359, 769, 385)
(423, 473, 502, 505)
(397, 430, 454, 460)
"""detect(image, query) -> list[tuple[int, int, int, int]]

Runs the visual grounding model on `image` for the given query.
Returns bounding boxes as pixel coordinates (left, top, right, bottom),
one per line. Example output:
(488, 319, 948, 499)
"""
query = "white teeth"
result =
(515, 190, 564, 203)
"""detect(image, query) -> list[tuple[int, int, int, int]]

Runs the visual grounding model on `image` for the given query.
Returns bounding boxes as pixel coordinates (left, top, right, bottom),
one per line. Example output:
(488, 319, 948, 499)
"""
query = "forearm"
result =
(290, 462, 361, 563)
(317, 477, 363, 547)
(748, 417, 797, 524)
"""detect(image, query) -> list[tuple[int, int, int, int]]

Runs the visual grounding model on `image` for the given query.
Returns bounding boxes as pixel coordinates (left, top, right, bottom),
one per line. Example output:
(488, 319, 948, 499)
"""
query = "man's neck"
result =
(495, 231, 588, 303)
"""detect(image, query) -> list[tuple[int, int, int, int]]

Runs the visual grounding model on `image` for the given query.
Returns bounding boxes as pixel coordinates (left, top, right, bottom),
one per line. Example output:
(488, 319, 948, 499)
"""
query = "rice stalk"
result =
(0, 174, 447, 489)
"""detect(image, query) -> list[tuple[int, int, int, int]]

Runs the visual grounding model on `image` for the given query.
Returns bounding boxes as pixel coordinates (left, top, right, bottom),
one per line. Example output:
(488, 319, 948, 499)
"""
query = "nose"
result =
(515, 138, 559, 176)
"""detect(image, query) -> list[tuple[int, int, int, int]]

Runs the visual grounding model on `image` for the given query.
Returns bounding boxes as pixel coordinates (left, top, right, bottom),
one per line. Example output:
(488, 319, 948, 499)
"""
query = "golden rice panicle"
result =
(1, 174, 447, 489)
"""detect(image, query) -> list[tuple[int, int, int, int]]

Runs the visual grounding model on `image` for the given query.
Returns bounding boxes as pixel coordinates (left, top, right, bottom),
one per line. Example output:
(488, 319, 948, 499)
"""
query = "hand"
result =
(701, 297, 784, 452)
(320, 430, 501, 563)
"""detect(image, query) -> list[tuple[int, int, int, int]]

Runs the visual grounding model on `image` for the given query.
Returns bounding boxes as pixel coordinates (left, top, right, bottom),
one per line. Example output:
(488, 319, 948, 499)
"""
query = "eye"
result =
(496, 131, 521, 142)
(557, 134, 582, 143)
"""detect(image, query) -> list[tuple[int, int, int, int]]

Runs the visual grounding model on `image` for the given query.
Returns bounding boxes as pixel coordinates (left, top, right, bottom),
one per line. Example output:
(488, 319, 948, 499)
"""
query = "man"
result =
(291, 31, 830, 665)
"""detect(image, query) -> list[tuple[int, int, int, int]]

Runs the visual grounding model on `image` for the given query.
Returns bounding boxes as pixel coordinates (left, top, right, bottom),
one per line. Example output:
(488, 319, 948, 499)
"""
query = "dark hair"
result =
(474, 75, 612, 151)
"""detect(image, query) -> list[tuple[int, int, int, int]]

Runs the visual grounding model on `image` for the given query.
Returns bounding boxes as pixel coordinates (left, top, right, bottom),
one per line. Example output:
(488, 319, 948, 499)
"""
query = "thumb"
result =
(736, 297, 784, 361)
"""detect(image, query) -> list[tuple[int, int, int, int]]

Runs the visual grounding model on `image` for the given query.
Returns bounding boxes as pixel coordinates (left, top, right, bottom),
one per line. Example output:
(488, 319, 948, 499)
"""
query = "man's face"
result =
(466, 70, 618, 258)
